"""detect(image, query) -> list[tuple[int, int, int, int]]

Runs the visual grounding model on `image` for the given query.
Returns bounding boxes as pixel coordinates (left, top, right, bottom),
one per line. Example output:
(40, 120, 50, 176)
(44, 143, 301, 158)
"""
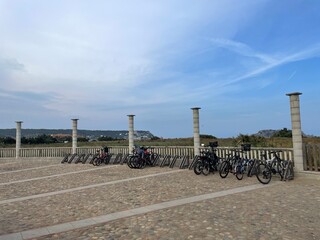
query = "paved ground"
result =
(0, 158, 319, 240)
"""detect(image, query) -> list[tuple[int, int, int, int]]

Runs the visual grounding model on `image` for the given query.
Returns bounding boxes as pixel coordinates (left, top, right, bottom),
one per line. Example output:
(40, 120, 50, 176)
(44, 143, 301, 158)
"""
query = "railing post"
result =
(191, 107, 201, 157)
(127, 114, 135, 154)
(71, 119, 78, 154)
(15, 121, 23, 159)
(286, 92, 304, 171)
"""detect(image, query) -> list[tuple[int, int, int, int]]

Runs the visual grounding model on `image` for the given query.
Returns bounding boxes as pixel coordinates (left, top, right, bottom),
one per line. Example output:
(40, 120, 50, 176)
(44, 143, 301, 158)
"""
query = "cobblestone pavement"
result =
(0, 158, 319, 240)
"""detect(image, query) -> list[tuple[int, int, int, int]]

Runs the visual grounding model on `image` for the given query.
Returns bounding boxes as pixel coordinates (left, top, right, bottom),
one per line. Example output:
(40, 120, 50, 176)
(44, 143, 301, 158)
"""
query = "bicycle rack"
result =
(179, 155, 190, 169)
(151, 154, 160, 166)
(89, 153, 99, 164)
(74, 153, 85, 164)
(61, 153, 70, 163)
(160, 155, 171, 167)
(81, 153, 92, 164)
(112, 153, 123, 164)
(67, 153, 78, 163)
(120, 154, 130, 164)
(106, 153, 113, 164)
(169, 155, 179, 168)
(188, 155, 199, 170)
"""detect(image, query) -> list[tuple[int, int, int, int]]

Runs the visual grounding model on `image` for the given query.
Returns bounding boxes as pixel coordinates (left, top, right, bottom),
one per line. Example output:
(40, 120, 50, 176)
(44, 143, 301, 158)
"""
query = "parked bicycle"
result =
(219, 149, 242, 178)
(127, 146, 159, 169)
(92, 147, 111, 166)
(193, 141, 221, 175)
(256, 150, 294, 184)
(233, 144, 257, 180)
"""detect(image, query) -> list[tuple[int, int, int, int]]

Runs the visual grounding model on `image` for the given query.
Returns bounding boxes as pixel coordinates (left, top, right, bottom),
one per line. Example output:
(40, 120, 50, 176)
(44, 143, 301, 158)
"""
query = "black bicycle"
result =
(256, 150, 294, 184)
(219, 149, 242, 178)
(201, 142, 221, 175)
(233, 144, 255, 180)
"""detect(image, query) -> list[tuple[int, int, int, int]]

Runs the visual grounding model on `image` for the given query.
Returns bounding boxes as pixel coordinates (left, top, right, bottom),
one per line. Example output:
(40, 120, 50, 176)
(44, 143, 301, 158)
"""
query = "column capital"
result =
(191, 107, 201, 110)
(127, 114, 135, 117)
(71, 118, 79, 121)
(15, 121, 23, 123)
(286, 92, 302, 96)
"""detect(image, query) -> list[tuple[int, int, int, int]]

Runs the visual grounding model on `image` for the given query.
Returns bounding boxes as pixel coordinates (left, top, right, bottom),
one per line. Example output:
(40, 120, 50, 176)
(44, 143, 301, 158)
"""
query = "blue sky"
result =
(1, 0, 320, 138)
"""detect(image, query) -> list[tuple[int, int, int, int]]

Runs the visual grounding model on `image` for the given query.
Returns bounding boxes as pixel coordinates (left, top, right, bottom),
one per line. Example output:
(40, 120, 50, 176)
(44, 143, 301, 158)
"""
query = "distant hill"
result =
(254, 129, 279, 138)
(254, 129, 311, 138)
(0, 129, 155, 140)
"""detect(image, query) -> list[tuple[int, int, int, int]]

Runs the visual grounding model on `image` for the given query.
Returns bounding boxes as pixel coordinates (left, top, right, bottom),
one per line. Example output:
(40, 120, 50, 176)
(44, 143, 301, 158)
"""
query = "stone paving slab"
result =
(0, 165, 179, 200)
(0, 159, 61, 172)
(0, 159, 319, 240)
(0, 164, 94, 182)
(1, 169, 259, 235)
(25, 178, 319, 240)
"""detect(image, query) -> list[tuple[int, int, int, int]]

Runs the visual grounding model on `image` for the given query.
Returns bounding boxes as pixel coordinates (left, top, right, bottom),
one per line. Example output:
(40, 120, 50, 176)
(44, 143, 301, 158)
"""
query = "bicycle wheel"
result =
(256, 163, 272, 184)
(131, 156, 140, 168)
(127, 156, 135, 168)
(193, 161, 203, 175)
(235, 165, 244, 180)
(138, 158, 146, 169)
(219, 161, 230, 178)
(202, 161, 210, 176)
(95, 158, 102, 166)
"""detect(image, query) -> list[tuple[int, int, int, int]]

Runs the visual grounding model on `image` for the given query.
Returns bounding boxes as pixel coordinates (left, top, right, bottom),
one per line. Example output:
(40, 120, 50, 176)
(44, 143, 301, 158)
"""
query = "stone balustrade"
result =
(0, 146, 293, 161)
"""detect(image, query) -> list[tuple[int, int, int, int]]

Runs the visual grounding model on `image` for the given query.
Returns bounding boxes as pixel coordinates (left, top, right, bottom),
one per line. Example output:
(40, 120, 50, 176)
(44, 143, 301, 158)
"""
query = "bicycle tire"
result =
(256, 163, 272, 184)
(193, 161, 203, 175)
(219, 161, 230, 178)
(235, 165, 244, 180)
(202, 161, 210, 176)
(139, 159, 146, 169)
(95, 158, 102, 166)
(132, 156, 140, 169)
(127, 156, 135, 168)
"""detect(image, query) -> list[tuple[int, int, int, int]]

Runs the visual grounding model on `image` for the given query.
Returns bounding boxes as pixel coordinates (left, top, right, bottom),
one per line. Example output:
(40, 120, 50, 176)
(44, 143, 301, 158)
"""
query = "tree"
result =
(272, 128, 292, 138)
(3, 137, 15, 144)
(97, 136, 115, 141)
(200, 134, 217, 139)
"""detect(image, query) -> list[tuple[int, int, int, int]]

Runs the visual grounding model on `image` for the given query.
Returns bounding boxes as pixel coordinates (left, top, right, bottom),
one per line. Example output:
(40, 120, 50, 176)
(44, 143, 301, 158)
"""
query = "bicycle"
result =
(256, 150, 292, 184)
(234, 144, 256, 180)
(219, 149, 242, 178)
(201, 141, 221, 175)
(127, 146, 158, 169)
(92, 148, 112, 166)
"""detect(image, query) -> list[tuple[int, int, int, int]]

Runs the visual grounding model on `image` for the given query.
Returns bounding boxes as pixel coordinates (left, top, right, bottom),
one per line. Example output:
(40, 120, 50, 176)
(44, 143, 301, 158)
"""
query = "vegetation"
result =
(271, 128, 292, 138)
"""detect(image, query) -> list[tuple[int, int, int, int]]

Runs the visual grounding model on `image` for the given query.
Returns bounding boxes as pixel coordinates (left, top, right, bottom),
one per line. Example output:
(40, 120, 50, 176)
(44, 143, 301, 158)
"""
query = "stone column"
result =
(191, 107, 201, 156)
(71, 119, 78, 154)
(286, 92, 303, 171)
(15, 121, 23, 159)
(127, 115, 135, 154)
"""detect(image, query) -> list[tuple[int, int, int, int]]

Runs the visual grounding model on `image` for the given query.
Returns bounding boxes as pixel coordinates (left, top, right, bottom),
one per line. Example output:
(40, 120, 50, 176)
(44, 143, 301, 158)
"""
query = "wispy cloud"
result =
(210, 38, 276, 64)
(209, 39, 320, 87)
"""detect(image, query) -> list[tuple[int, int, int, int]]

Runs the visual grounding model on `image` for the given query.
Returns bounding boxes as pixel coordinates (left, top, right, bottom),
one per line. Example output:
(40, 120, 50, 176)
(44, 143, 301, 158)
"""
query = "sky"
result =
(1, 0, 320, 138)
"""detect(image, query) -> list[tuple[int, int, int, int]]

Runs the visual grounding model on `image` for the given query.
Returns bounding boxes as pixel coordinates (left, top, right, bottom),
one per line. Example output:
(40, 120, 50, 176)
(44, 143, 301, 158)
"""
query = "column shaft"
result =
(71, 119, 78, 154)
(286, 92, 303, 171)
(127, 115, 135, 153)
(191, 107, 201, 156)
(16, 121, 23, 159)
